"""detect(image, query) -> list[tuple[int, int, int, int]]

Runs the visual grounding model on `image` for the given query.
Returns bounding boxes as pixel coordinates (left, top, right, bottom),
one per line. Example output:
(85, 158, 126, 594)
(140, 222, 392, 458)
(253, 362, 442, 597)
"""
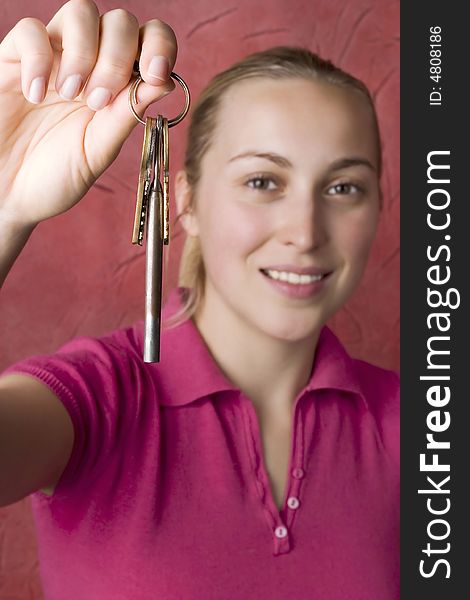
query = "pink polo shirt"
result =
(3, 287, 399, 599)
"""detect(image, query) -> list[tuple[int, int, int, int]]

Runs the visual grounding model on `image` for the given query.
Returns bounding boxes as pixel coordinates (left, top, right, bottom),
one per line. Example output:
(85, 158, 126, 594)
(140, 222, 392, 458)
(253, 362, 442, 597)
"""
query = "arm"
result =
(0, 214, 34, 290)
(0, 0, 177, 505)
(0, 373, 74, 507)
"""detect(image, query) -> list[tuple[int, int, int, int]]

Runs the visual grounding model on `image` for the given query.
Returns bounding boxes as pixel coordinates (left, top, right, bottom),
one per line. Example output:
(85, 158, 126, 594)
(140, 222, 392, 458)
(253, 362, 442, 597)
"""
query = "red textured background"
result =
(0, 0, 399, 597)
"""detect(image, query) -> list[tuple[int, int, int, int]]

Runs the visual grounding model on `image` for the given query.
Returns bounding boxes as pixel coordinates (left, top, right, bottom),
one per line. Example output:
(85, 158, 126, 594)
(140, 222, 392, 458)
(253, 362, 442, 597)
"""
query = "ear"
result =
(174, 169, 200, 237)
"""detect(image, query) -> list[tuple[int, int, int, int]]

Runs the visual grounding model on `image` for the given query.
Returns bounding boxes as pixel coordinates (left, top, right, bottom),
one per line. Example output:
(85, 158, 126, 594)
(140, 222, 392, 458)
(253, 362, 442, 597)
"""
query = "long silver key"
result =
(144, 116, 164, 363)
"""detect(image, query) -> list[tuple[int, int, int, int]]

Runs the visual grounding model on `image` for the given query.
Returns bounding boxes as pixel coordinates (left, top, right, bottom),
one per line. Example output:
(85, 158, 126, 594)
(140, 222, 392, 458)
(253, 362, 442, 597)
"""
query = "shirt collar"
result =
(137, 287, 368, 410)
(302, 325, 368, 409)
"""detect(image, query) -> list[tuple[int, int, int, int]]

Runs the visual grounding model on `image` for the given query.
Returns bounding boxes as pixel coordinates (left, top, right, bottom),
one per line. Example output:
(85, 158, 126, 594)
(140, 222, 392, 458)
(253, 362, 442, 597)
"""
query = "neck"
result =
(193, 288, 320, 420)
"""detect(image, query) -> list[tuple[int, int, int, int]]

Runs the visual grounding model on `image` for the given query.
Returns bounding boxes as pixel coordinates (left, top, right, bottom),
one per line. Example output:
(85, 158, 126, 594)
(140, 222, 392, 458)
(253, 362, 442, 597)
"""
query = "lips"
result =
(259, 265, 332, 299)
(259, 265, 331, 277)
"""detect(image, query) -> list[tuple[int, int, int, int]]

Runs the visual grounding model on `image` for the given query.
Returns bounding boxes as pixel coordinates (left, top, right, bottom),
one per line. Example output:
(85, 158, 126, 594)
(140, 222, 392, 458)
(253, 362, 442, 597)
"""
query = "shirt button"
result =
(292, 467, 305, 479)
(287, 496, 300, 510)
(274, 525, 288, 539)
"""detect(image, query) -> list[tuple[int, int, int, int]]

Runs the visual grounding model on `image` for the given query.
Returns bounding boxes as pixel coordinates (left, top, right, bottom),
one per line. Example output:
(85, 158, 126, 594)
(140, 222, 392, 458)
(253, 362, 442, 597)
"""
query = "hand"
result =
(0, 0, 177, 228)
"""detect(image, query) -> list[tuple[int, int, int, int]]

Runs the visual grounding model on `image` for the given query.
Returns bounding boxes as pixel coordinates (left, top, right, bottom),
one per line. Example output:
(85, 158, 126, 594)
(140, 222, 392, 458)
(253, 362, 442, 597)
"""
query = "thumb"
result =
(85, 77, 177, 165)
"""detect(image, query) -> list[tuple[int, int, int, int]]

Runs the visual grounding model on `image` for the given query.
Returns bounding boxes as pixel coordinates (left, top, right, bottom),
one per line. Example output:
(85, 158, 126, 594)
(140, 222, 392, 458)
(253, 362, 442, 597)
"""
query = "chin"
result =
(256, 313, 324, 344)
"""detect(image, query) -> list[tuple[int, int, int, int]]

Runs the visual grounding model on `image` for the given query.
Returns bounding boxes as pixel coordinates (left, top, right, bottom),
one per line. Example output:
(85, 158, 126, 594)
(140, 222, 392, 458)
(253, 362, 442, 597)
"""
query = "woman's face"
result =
(183, 77, 381, 343)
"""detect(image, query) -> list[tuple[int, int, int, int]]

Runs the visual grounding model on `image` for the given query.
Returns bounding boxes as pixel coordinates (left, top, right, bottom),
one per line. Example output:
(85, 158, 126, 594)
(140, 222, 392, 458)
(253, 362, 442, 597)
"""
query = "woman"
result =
(0, 1, 399, 598)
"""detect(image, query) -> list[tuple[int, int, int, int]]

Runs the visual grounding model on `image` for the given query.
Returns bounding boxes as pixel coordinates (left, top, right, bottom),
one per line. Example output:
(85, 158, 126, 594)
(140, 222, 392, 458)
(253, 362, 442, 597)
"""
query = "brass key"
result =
(133, 117, 157, 245)
(161, 116, 169, 245)
(128, 71, 190, 363)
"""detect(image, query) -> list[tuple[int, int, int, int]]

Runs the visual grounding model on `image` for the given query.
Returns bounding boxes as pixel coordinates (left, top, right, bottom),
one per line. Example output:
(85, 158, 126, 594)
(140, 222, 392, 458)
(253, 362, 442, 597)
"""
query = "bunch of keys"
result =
(128, 70, 190, 363)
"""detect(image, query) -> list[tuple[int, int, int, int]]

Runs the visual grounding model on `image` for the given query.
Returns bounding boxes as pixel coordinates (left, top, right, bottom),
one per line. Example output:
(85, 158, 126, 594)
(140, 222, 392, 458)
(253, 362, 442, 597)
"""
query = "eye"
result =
(245, 175, 278, 192)
(326, 181, 362, 196)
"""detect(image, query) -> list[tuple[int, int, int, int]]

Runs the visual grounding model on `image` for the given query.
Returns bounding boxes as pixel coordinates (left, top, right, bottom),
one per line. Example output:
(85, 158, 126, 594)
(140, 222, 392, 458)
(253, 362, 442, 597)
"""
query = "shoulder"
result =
(55, 322, 143, 361)
(318, 327, 399, 418)
(2, 321, 148, 417)
(353, 359, 399, 451)
(30, 322, 147, 382)
(1, 322, 157, 499)
(353, 359, 399, 417)
(353, 359, 399, 405)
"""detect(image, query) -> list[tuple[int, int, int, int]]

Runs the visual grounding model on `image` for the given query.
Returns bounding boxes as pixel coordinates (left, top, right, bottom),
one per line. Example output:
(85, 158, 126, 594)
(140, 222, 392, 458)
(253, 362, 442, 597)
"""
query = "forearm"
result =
(0, 212, 35, 290)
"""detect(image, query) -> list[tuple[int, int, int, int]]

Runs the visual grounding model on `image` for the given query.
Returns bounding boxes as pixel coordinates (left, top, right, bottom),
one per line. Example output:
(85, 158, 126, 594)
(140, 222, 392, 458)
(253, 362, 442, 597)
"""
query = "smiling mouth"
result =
(259, 268, 329, 285)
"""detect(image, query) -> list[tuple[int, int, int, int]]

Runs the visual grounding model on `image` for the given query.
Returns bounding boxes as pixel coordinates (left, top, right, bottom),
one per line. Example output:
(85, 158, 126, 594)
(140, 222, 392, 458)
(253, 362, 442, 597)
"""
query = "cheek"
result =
(337, 209, 379, 267)
(198, 201, 269, 269)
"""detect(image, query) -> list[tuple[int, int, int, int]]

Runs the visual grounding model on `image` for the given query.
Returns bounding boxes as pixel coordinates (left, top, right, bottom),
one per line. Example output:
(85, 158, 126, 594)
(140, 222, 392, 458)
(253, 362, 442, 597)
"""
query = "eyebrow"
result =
(228, 151, 376, 173)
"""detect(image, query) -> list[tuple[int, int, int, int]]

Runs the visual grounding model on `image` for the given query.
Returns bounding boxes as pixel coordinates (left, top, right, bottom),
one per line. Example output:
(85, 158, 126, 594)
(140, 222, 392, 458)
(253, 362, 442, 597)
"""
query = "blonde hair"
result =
(163, 45, 382, 329)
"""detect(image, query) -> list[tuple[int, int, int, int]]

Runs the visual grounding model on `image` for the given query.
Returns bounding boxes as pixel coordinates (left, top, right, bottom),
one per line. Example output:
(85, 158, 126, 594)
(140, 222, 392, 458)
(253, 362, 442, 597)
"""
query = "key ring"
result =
(128, 72, 190, 127)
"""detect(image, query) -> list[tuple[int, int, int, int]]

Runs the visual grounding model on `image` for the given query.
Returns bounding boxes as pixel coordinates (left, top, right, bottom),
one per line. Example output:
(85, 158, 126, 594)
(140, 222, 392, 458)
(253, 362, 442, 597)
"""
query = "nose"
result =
(276, 198, 327, 252)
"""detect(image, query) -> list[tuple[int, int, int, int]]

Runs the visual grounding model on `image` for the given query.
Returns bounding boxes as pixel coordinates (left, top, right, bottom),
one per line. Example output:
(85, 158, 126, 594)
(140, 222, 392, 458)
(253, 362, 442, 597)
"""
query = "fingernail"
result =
(87, 87, 112, 111)
(28, 77, 46, 104)
(148, 56, 169, 82)
(59, 74, 82, 100)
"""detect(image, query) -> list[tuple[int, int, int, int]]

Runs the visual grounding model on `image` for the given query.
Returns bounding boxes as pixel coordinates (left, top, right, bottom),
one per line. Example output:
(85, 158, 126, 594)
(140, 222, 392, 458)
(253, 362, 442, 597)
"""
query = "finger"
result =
(138, 19, 178, 86)
(46, 0, 100, 101)
(0, 17, 53, 103)
(82, 72, 176, 162)
(81, 8, 140, 111)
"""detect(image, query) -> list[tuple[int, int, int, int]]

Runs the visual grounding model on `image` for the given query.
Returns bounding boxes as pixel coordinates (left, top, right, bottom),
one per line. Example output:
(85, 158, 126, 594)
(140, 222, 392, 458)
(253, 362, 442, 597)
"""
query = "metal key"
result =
(161, 116, 170, 245)
(128, 71, 190, 363)
(144, 116, 164, 362)
(133, 117, 157, 245)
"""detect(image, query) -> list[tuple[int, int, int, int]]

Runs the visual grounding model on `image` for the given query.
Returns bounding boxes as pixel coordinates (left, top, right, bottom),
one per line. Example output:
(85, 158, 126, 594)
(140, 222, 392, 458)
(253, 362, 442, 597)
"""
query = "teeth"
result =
(265, 269, 324, 284)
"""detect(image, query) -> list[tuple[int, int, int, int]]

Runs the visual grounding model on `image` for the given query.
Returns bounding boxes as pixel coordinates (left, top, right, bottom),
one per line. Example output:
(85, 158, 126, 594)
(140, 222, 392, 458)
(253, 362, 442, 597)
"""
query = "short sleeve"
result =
(1, 326, 148, 498)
